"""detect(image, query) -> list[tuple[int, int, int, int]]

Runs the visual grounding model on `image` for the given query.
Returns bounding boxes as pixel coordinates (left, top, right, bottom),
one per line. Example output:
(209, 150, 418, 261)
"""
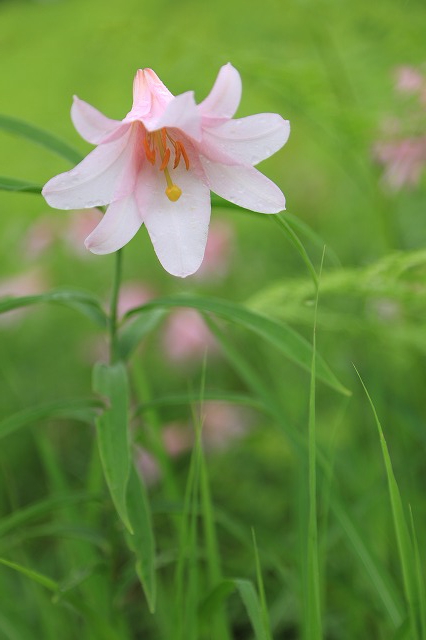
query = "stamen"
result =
(160, 148, 171, 171)
(142, 129, 189, 201)
(179, 143, 190, 170)
(173, 143, 182, 169)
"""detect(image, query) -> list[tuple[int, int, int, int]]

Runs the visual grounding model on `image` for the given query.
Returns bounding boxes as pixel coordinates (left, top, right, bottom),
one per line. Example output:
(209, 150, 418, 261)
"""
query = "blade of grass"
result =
(273, 213, 318, 286)
(0, 492, 98, 537)
(196, 369, 232, 640)
(355, 367, 419, 640)
(0, 558, 58, 592)
(408, 507, 426, 638)
(234, 578, 269, 640)
(305, 251, 323, 640)
(252, 529, 272, 640)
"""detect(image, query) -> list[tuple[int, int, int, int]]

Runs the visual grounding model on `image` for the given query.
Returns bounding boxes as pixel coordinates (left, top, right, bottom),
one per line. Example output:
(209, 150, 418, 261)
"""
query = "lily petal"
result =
(202, 114, 290, 166)
(126, 68, 174, 123)
(85, 193, 142, 254)
(147, 91, 202, 141)
(200, 158, 285, 213)
(71, 97, 124, 145)
(199, 63, 242, 123)
(42, 124, 141, 210)
(136, 164, 211, 277)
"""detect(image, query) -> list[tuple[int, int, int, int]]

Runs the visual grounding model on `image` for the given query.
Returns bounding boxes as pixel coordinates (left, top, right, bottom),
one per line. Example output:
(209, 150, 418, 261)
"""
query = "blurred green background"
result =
(1, 0, 426, 638)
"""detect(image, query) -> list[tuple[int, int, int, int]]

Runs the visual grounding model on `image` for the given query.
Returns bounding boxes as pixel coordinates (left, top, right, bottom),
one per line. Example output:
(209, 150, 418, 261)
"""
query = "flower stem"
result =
(109, 249, 123, 364)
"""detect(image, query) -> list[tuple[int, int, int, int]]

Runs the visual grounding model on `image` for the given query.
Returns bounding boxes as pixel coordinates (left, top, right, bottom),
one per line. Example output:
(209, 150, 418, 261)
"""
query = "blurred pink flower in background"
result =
(135, 446, 161, 487)
(200, 401, 249, 450)
(394, 65, 424, 95)
(162, 308, 218, 363)
(373, 64, 426, 191)
(63, 208, 103, 257)
(0, 268, 49, 325)
(162, 402, 250, 455)
(136, 402, 251, 487)
(195, 219, 234, 280)
(374, 137, 426, 191)
(117, 281, 155, 318)
(22, 217, 57, 259)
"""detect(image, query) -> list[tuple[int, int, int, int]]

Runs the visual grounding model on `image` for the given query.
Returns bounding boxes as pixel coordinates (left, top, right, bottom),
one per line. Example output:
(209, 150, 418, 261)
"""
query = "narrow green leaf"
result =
(305, 251, 323, 640)
(0, 288, 107, 327)
(133, 390, 265, 417)
(125, 465, 156, 613)
(252, 530, 272, 640)
(118, 309, 166, 361)
(0, 398, 103, 440)
(0, 558, 58, 592)
(234, 578, 268, 640)
(283, 212, 341, 268)
(0, 176, 42, 194)
(331, 497, 404, 627)
(0, 492, 98, 537)
(123, 295, 350, 396)
(355, 367, 419, 639)
(93, 362, 132, 533)
(273, 214, 318, 286)
(198, 580, 236, 622)
(0, 114, 82, 164)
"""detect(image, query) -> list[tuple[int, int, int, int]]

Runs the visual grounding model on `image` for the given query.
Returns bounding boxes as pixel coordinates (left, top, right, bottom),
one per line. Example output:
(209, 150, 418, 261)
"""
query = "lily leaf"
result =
(0, 397, 103, 440)
(123, 295, 350, 396)
(0, 176, 42, 194)
(125, 465, 156, 613)
(0, 114, 82, 165)
(93, 362, 132, 534)
(0, 288, 107, 328)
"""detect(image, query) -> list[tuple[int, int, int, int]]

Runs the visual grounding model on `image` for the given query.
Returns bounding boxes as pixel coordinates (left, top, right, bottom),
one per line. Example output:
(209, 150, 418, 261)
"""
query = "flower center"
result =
(143, 128, 190, 202)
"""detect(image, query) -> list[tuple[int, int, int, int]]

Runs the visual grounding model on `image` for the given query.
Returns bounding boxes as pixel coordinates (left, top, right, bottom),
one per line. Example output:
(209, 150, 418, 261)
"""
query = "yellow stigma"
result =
(165, 184, 182, 201)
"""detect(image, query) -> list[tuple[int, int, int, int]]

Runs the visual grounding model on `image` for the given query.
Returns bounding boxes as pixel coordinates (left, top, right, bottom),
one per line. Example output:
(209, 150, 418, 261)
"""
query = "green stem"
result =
(109, 249, 123, 364)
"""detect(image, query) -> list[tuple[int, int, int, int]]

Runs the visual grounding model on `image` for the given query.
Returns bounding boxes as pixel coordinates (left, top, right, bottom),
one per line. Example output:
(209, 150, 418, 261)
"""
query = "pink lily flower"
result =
(42, 64, 289, 277)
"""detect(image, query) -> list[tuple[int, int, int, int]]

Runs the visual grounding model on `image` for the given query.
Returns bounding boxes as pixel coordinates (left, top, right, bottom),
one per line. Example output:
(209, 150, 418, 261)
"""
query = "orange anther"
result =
(160, 147, 171, 171)
(173, 143, 182, 169)
(161, 127, 167, 149)
(180, 143, 190, 171)
(143, 136, 156, 165)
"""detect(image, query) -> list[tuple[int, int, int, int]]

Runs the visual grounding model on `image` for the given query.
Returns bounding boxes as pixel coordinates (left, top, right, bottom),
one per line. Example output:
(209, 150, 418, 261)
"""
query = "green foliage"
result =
(93, 362, 132, 533)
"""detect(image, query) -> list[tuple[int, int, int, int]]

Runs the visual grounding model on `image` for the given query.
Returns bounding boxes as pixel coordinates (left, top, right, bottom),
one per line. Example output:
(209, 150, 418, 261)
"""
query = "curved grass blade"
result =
(0, 288, 107, 328)
(0, 176, 42, 194)
(118, 309, 166, 361)
(0, 558, 58, 592)
(355, 367, 419, 639)
(93, 362, 132, 534)
(0, 492, 98, 537)
(273, 214, 318, 286)
(125, 464, 156, 613)
(133, 391, 265, 418)
(124, 295, 350, 396)
(234, 579, 269, 640)
(0, 114, 82, 165)
(199, 578, 268, 640)
(0, 398, 103, 440)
